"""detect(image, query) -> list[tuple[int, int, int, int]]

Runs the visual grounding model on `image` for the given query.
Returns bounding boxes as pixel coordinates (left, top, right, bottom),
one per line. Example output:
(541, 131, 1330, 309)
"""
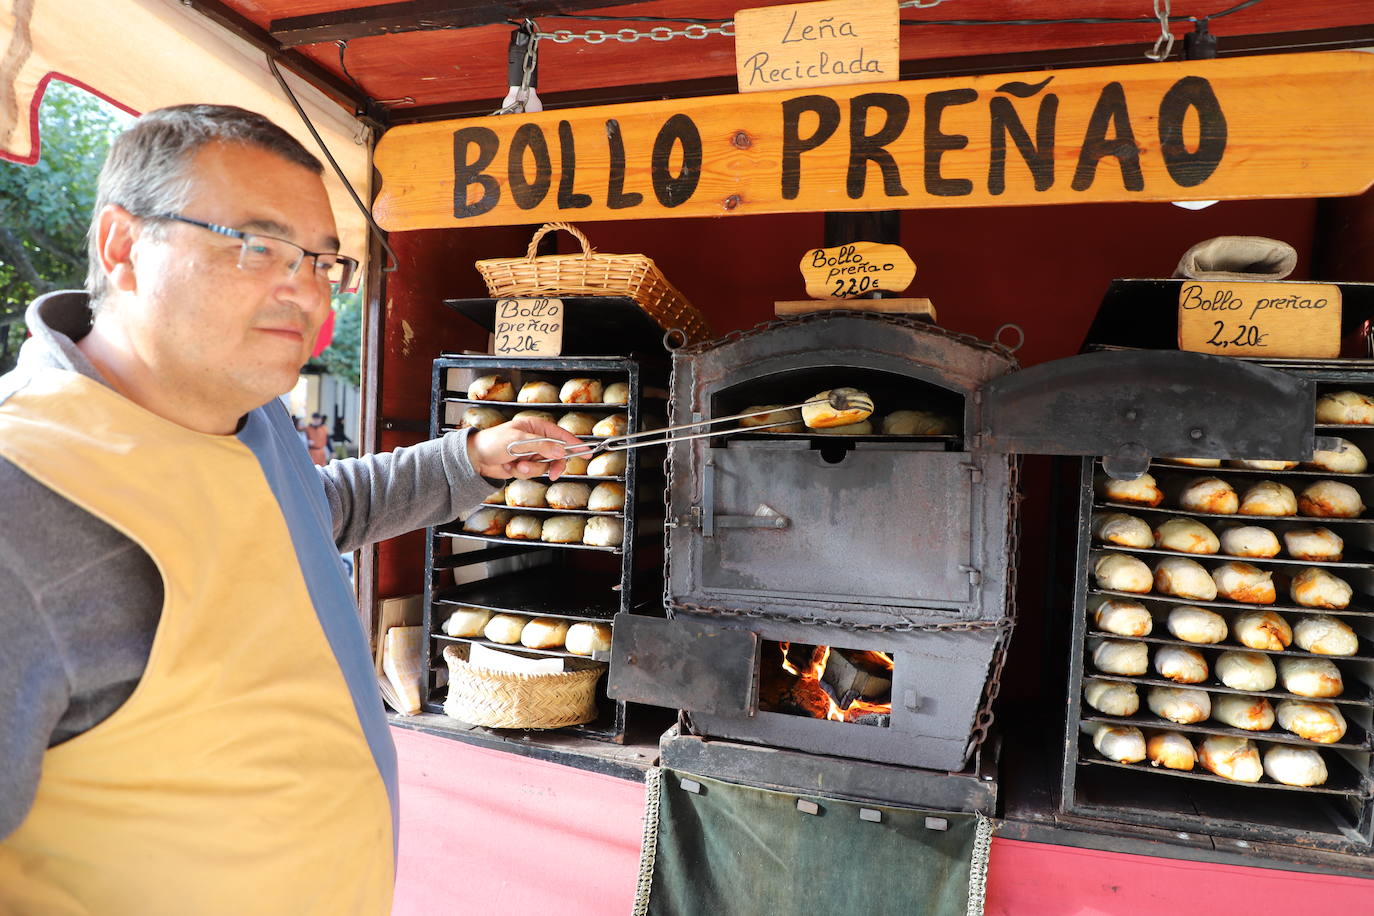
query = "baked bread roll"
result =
(1147, 731, 1197, 770)
(1154, 517, 1219, 554)
(1093, 512, 1154, 549)
(517, 381, 560, 404)
(603, 382, 630, 405)
(1166, 605, 1227, 644)
(460, 406, 507, 430)
(1263, 745, 1328, 787)
(1092, 724, 1147, 764)
(1092, 639, 1149, 676)
(484, 613, 529, 644)
(560, 378, 604, 404)
(1307, 437, 1367, 474)
(565, 622, 613, 656)
(1211, 694, 1275, 731)
(1148, 687, 1211, 724)
(801, 388, 875, 429)
(1216, 651, 1277, 691)
(520, 617, 570, 650)
(1097, 473, 1163, 507)
(511, 409, 557, 424)
(462, 507, 511, 535)
(816, 420, 874, 435)
(505, 514, 543, 540)
(1278, 657, 1343, 698)
(1233, 610, 1293, 650)
(1283, 526, 1343, 561)
(1218, 525, 1280, 559)
(483, 486, 506, 505)
(563, 455, 591, 476)
(1298, 480, 1365, 518)
(740, 405, 804, 433)
(1180, 477, 1238, 514)
(1161, 457, 1221, 468)
(468, 374, 515, 401)
(1212, 561, 1276, 604)
(558, 412, 597, 435)
(1093, 598, 1153, 637)
(1153, 557, 1216, 601)
(882, 410, 956, 436)
(1290, 569, 1353, 611)
(1293, 614, 1358, 655)
(1198, 736, 1263, 782)
(588, 482, 625, 512)
(444, 607, 493, 638)
(1239, 480, 1297, 517)
(546, 481, 592, 510)
(506, 478, 549, 509)
(583, 516, 624, 547)
(1276, 700, 1346, 743)
(587, 452, 627, 477)
(1083, 678, 1140, 716)
(1094, 553, 1153, 593)
(541, 515, 586, 544)
(592, 413, 629, 437)
(1230, 459, 1299, 471)
(1154, 645, 1209, 683)
(1315, 389, 1374, 425)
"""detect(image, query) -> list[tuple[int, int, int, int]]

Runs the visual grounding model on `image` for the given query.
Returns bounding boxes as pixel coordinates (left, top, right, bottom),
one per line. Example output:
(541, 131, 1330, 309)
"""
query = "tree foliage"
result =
(0, 81, 127, 369)
(309, 290, 362, 387)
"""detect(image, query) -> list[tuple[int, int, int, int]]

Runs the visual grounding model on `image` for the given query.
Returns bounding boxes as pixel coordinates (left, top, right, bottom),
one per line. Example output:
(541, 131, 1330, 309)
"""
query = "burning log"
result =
(822, 649, 893, 702)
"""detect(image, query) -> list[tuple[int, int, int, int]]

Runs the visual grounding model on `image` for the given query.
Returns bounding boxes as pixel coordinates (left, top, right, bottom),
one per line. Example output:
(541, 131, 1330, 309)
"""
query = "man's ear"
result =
(95, 205, 140, 294)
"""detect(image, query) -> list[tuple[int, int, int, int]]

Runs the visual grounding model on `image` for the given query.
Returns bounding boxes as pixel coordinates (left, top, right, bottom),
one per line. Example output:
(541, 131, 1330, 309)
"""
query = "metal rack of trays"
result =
(1062, 368, 1374, 854)
(423, 354, 666, 742)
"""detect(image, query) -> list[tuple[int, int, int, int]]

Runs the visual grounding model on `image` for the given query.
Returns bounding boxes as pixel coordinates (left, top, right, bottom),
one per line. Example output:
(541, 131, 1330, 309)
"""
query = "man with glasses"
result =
(0, 104, 579, 913)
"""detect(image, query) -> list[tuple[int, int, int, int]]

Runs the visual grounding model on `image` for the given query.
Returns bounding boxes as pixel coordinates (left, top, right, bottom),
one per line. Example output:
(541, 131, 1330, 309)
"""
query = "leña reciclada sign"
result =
(373, 52, 1374, 232)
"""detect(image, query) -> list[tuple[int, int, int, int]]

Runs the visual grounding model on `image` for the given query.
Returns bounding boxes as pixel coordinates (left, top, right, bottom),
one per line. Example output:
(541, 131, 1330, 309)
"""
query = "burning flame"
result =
(770, 642, 892, 723)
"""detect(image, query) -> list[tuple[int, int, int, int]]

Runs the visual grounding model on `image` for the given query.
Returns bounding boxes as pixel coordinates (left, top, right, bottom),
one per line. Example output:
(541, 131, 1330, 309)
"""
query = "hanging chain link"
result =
(1145, 0, 1176, 61)
(537, 23, 734, 44)
(493, 22, 541, 115)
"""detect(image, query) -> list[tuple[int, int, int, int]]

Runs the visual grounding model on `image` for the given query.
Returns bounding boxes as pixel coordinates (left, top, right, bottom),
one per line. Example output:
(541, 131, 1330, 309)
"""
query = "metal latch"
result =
(959, 565, 982, 587)
(669, 506, 703, 530)
(701, 459, 790, 537)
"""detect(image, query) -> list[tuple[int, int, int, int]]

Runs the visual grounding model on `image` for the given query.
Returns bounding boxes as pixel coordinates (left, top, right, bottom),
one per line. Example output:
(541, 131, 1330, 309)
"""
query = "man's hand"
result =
(466, 417, 586, 481)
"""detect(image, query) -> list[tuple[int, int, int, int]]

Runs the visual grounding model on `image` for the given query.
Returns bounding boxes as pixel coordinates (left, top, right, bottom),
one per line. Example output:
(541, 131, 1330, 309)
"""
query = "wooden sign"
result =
(734, 0, 898, 94)
(1177, 282, 1341, 358)
(493, 298, 564, 356)
(374, 52, 1374, 231)
(800, 241, 915, 298)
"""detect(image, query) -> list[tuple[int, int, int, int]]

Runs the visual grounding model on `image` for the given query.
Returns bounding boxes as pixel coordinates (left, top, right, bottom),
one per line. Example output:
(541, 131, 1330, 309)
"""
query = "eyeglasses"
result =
(150, 213, 359, 291)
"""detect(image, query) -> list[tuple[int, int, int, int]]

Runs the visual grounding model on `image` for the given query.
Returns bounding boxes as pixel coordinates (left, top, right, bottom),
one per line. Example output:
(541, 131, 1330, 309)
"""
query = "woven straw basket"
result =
(475, 222, 713, 345)
(441, 643, 604, 729)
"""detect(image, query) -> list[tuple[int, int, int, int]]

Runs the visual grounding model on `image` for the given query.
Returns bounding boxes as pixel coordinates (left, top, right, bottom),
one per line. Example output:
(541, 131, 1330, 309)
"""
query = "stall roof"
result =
(190, 0, 1374, 124)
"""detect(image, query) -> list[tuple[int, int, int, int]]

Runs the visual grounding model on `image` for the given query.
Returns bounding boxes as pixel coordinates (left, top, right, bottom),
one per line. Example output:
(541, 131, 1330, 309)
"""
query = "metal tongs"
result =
(506, 390, 866, 463)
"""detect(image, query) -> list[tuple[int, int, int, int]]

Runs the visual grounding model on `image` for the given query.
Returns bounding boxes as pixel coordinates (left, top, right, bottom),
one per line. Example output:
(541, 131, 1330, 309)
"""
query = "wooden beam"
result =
(271, 0, 655, 48)
(180, 0, 379, 123)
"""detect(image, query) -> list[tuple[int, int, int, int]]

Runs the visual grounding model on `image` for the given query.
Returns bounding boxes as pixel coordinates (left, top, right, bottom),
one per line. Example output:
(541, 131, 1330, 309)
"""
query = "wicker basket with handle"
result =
(475, 222, 713, 345)
(441, 643, 605, 729)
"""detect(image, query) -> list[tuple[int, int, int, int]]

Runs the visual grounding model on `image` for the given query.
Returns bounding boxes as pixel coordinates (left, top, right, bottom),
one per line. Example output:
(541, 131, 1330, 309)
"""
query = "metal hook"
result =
(1145, 0, 1175, 61)
(994, 323, 1025, 354)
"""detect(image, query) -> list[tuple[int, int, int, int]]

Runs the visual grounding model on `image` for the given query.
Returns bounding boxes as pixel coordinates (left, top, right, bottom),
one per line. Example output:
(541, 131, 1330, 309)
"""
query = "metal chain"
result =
(493, 23, 540, 116)
(537, 23, 733, 44)
(1145, 0, 1176, 61)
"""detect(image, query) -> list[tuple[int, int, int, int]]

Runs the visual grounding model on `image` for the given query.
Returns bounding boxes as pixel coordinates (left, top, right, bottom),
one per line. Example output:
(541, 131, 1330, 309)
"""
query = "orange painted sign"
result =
(373, 52, 1374, 231)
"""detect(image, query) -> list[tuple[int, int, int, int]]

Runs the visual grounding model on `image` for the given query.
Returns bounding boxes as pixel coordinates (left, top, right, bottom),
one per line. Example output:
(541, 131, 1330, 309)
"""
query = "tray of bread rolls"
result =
(1070, 387, 1374, 807)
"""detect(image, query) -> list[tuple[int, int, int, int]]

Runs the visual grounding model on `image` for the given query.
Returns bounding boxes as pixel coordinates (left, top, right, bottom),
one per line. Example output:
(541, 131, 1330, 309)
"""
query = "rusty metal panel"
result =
(699, 445, 974, 608)
(606, 614, 758, 715)
(981, 350, 1317, 478)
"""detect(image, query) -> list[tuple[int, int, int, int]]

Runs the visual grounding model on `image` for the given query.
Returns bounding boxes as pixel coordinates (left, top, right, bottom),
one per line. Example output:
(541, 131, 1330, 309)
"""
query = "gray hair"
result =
(85, 104, 324, 305)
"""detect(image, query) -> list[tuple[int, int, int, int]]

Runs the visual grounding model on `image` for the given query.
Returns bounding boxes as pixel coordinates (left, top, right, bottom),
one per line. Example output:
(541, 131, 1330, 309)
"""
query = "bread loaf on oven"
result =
(1147, 731, 1197, 770)
(1238, 480, 1297, 517)
(1233, 610, 1293, 651)
(469, 374, 515, 401)
(1278, 657, 1343, 698)
(1212, 561, 1276, 604)
(1095, 553, 1154, 593)
(1290, 569, 1353, 611)
(1293, 614, 1358, 655)
(565, 623, 613, 656)
(1283, 526, 1344, 561)
(517, 381, 560, 404)
(1092, 725, 1147, 764)
(1198, 735, 1263, 782)
(1166, 605, 1227, 644)
(1216, 651, 1276, 691)
(546, 481, 592, 510)
(1148, 687, 1211, 724)
(1218, 525, 1280, 559)
(1094, 598, 1153, 637)
(1315, 390, 1374, 425)
(1092, 639, 1149, 676)
(1154, 517, 1220, 554)
(521, 617, 570, 650)
(1306, 437, 1367, 473)
(1276, 700, 1346, 744)
(505, 514, 543, 540)
(1153, 557, 1217, 601)
(1154, 645, 1209, 683)
(1084, 678, 1140, 716)
(460, 406, 507, 430)
(1180, 477, 1238, 514)
(1211, 694, 1275, 731)
(1098, 473, 1164, 507)
(1093, 512, 1154, 549)
(1263, 745, 1328, 786)
(560, 378, 604, 404)
(1298, 480, 1365, 518)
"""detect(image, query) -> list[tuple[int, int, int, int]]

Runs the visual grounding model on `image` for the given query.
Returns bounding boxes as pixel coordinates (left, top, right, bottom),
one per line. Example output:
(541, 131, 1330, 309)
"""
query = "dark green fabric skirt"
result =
(635, 768, 991, 916)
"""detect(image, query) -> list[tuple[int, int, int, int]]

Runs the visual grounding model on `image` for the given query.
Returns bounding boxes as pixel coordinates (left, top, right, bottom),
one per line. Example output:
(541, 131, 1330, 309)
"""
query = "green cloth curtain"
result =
(635, 768, 991, 916)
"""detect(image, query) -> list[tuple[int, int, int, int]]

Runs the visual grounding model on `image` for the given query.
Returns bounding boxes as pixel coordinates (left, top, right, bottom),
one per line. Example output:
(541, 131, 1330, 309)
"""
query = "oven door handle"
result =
(702, 458, 790, 537)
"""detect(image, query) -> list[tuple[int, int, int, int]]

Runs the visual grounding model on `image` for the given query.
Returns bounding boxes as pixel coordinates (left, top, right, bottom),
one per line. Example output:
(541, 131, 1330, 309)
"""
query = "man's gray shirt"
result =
(0, 291, 493, 839)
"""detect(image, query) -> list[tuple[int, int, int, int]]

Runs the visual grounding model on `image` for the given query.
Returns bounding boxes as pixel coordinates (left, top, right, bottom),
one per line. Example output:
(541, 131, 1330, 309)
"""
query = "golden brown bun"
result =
(546, 481, 592, 510)
(1092, 639, 1149, 676)
(517, 381, 560, 404)
(1211, 694, 1275, 731)
(1147, 687, 1211, 724)
(801, 388, 875, 429)
(520, 617, 570, 649)
(583, 516, 624, 547)
(1154, 645, 1209, 683)
(1153, 557, 1216, 601)
(603, 382, 630, 405)
(1179, 477, 1238, 514)
(460, 406, 507, 430)
(1198, 736, 1262, 782)
(505, 514, 543, 540)
(1238, 480, 1297, 517)
(1218, 525, 1280, 559)
(1298, 480, 1365, 518)
(1092, 512, 1154, 549)
(1083, 678, 1140, 716)
(1093, 598, 1153, 637)
(1290, 569, 1353, 611)
(1094, 553, 1153, 593)
(1092, 725, 1147, 763)
(1282, 527, 1343, 561)
(1233, 610, 1292, 651)
(468, 374, 515, 401)
(1154, 517, 1219, 554)
(505, 479, 549, 509)
(484, 613, 530, 644)
(1306, 437, 1367, 473)
(1215, 651, 1276, 691)
(592, 413, 629, 437)
(1315, 390, 1374, 425)
(557, 412, 597, 435)
(444, 608, 493, 638)
(483, 486, 506, 505)
(1277, 657, 1343, 698)
(1263, 746, 1328, 786)
(1276, 700, 1347, 743)
(1211, 561, 1276, 604)
(565, 623, 613, 656)
(1098, 474, 1164, 507)
(560, 378, 604, 404)
(1146, 731, 1196, 770)
(462, 507, 512, 535)
(588, 482, 626, 512)
(541, 515, 587, 543)
(587, 451, 627, 477)
(1165, 606, 1227, 644)
(1292, 614, 1358, 655)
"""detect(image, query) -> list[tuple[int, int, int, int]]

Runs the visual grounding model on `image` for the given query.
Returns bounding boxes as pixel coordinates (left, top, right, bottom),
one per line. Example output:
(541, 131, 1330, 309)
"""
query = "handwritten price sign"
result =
(494, 298, 564, 356)
(1177, 282, 1341, 358)
(799, 242, 915, 299)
